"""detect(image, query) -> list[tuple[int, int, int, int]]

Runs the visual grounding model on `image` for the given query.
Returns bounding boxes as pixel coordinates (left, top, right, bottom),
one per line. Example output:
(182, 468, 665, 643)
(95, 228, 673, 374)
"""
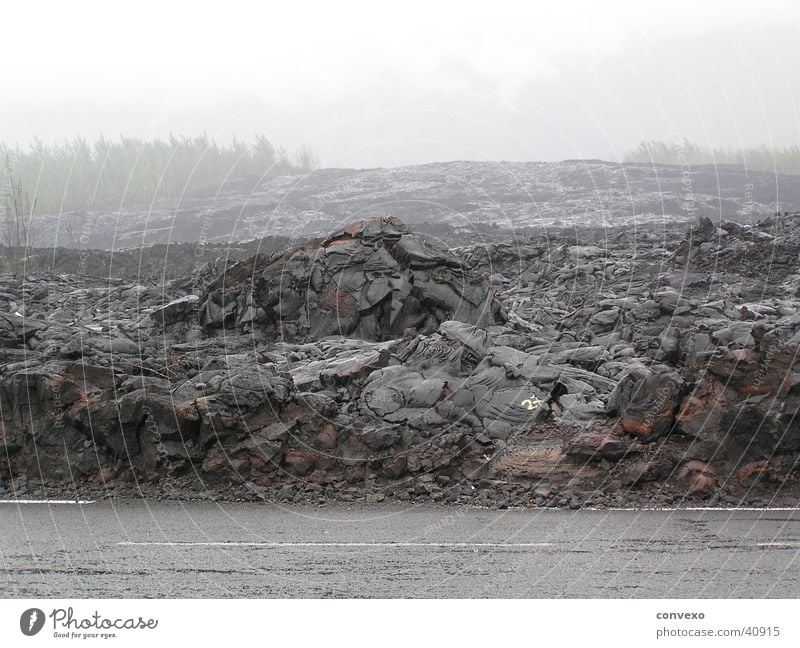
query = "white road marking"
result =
(0, 499, 95, 505)
(756, 543, 800, 548)
(682, 507, 799, 512)
(575, 507, 799, 512)
(117, 541, 555, 548)
(0, 500, 794, 513)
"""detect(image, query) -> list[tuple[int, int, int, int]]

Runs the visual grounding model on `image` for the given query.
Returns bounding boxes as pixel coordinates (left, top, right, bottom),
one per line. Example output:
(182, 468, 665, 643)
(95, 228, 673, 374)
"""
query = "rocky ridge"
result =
(32, 160, 800, 249)
(2, 214, 800, 508)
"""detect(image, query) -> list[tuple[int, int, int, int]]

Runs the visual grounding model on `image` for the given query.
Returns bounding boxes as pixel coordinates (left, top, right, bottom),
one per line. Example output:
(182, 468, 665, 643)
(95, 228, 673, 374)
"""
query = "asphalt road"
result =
(1, 500, 799, 597)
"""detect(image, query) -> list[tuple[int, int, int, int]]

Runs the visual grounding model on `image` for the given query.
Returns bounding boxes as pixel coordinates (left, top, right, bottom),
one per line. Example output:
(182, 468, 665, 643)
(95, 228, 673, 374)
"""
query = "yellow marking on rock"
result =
(521, 396, 545, 410)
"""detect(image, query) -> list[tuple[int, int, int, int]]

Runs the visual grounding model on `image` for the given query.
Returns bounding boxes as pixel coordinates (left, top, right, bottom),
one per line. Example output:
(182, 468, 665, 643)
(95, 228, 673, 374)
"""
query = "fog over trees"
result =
(626, 141, 800, 176)
(0, 135, 317, 215)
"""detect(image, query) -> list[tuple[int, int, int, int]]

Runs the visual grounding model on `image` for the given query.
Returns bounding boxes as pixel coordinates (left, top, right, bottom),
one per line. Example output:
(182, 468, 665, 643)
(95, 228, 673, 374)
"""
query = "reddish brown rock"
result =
(283, 448, 316, 475)
(564, 431, 633, 461)
(606, 365, 683, 441)
(737, 460, 780, 487)
(678, 460, 718, 496)
(677, 375, 732, 435)
(315, 423, 338, 449)
(706, 347, 772, 396)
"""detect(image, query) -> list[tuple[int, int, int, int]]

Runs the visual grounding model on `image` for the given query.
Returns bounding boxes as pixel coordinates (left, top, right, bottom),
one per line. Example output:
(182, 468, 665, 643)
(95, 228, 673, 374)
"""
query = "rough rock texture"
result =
(29, 160, 800, 248)
(200, 216, 504, 340)
(3, 214, 800, 508)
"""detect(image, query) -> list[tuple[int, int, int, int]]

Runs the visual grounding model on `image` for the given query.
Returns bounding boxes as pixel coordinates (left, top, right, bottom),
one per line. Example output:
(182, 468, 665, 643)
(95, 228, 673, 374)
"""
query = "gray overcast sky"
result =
(1, 0, 799, 168)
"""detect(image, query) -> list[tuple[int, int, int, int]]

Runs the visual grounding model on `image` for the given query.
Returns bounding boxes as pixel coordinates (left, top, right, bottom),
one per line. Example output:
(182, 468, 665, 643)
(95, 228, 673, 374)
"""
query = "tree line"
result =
(0, 134, 317, 216)
(625, 140, 800, 175)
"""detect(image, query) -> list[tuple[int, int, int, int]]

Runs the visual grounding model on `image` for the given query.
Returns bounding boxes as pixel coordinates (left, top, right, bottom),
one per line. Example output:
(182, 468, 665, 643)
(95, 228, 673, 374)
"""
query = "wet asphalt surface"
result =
(1, 500, 798, 598)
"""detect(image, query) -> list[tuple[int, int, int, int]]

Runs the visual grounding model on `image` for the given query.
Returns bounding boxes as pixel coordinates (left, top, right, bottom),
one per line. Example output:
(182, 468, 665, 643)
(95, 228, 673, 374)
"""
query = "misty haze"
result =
(2, 0, 800, 613)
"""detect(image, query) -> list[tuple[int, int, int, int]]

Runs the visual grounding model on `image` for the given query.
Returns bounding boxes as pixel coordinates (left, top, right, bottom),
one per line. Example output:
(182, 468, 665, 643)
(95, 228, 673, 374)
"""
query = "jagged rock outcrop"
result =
(3, 214, 800, 508)
(199, 216, 505, 340)
(606, 364, 683, 441)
